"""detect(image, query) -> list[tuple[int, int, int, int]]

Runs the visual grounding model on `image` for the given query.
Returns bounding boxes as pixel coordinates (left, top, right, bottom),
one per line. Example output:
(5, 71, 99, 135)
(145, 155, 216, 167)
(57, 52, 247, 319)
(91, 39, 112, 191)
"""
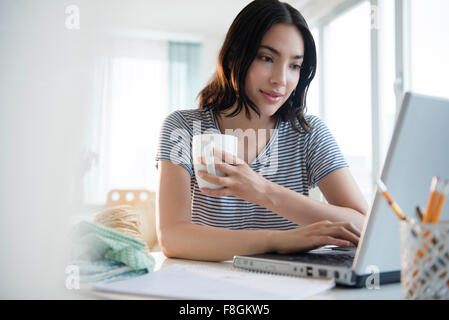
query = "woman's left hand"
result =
(197, 148, 271, 206)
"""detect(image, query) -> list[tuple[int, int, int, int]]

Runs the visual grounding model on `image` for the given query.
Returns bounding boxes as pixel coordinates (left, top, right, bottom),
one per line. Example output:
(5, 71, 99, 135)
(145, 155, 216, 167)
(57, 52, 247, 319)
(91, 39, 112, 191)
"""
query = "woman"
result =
(155, 0, 368, 261)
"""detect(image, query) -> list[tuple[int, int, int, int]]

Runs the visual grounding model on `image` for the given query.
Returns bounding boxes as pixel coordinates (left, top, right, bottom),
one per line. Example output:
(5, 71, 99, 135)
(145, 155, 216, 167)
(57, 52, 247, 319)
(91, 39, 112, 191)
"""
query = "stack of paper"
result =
(93, 262, 335, 300)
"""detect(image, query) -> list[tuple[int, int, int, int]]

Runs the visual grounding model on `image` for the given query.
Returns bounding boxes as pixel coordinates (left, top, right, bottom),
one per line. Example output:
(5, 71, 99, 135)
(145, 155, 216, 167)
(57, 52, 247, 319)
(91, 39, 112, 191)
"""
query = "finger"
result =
(197, 154, 234, 177)
(196, 155, 206, 166)
(348, 222, 362, 237)
(197, 169, 229, 187)
(198, 152, 241, 176)
(197, 154, 231, 172)
(333, 221, 361, 238)
(318, 236, 353, 248)
(213, 160, 235, 175)
(213, 147, 245, 166)
(328, 225, 359, 246)
(199, 187, 231, 197)
(198, 155, 214, 167)
(316, 220, 360, 242)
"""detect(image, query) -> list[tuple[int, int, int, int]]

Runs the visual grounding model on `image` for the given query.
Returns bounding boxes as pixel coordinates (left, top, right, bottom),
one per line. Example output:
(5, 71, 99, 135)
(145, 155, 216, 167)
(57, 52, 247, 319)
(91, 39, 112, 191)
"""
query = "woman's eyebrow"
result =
(259, 45, 304, 59)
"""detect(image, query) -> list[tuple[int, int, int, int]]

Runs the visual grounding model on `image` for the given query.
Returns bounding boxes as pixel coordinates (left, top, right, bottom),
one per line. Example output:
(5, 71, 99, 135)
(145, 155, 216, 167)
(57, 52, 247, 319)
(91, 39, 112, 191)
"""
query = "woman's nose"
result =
(269, 65, 287, 87)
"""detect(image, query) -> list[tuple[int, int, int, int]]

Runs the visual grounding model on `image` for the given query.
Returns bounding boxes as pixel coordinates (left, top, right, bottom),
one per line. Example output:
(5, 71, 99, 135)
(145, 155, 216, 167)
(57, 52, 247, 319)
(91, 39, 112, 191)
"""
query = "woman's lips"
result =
(260, 90, 282, 103)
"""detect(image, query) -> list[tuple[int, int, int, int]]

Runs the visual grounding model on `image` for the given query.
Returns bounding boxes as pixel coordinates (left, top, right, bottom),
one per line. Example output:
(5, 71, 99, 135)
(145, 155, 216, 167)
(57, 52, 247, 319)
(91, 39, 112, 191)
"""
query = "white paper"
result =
(93, 262, 335, 300)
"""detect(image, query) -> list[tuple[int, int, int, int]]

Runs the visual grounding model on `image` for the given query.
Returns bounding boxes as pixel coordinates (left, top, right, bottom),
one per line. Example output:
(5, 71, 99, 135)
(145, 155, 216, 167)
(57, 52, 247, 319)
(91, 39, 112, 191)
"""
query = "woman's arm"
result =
(157, 160, 360, 261)
(157, 159, 270, 261)
(198, 150, 368, 233)
(262, 168, 368, 232)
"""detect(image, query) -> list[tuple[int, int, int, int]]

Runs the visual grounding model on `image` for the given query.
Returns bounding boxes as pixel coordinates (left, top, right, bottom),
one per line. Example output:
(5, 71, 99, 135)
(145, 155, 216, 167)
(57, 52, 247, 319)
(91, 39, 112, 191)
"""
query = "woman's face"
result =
(245, 23, 304, 118)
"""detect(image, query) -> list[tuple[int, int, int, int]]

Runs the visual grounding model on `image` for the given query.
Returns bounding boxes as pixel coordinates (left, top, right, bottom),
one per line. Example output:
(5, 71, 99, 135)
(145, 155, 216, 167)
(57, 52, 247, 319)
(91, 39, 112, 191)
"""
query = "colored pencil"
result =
(423, 177, 441, 223)
(430, 179, 448, 223)
(377, 179, 406, 221)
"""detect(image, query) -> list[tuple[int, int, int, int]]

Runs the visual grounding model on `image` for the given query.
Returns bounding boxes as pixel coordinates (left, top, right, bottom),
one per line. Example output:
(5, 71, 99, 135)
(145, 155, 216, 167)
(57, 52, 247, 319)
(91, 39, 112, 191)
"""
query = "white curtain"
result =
(83, 37, 169, 204)
(168, 42, 202, 111)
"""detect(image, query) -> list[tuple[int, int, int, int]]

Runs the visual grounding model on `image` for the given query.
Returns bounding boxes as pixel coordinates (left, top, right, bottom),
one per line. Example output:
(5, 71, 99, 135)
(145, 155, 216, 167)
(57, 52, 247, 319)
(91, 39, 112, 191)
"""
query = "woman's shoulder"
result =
(302, 114, 331, 138)
(281, 114, 325, 136)
(164, 108, 203, 122)
(304, 114, 325, 127)
(162, 108, 205, 126)
(161, 108, 218, 134)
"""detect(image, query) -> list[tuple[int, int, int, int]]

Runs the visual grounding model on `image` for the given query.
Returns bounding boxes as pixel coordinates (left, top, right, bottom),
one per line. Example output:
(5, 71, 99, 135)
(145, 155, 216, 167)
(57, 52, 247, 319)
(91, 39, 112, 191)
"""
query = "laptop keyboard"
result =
(286, 253, 354, 267)
(256, 247, 356, 268)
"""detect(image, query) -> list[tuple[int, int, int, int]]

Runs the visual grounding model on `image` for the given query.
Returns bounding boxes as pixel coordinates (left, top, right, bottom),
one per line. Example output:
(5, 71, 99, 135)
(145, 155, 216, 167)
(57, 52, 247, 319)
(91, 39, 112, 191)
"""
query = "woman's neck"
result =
(215, 104, 278, 164)
(215, 104, 277, 134)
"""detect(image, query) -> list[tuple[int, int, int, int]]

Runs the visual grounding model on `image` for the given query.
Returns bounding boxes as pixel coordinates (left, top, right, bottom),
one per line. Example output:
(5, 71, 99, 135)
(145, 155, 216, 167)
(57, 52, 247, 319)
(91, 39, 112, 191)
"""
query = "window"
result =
(306, 28, 320, 117)
(83, 38, 201, 205)
(168, 42, 202, 112)
(309, 0, 449, 205)
(409, 0, 449, 99)
(322, 1, 373, 202)
(104, 56, 168, 192)
(377, 0, 397, 167)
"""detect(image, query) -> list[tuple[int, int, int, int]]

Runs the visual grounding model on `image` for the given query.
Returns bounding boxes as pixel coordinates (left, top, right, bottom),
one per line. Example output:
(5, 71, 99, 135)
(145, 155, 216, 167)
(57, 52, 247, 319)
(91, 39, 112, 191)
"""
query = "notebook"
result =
(92, 259, 335, 299)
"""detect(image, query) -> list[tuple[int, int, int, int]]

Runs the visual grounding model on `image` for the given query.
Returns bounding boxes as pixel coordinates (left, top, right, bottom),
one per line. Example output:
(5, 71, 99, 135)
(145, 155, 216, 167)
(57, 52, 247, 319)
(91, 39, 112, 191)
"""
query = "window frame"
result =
(309, 0, 409, 197)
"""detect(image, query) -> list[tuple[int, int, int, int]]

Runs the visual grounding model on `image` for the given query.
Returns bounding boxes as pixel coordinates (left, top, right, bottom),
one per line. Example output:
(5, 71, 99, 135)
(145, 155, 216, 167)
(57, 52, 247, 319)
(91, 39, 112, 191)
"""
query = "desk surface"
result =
(77, 252, 403, 300)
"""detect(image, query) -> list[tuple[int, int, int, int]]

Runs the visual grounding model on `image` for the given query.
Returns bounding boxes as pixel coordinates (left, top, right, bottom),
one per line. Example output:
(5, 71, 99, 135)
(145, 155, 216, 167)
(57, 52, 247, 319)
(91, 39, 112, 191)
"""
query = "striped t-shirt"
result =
(155, 108, 348, 230)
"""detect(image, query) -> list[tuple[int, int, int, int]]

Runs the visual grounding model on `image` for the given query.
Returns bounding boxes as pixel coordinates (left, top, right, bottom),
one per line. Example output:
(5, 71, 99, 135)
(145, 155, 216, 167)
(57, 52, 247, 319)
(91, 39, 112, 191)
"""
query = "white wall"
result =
(200, 33, 225, 88)
(0, 0, 336, 298)
(0, 0, 239, 299)
(0, 0, 90, 298)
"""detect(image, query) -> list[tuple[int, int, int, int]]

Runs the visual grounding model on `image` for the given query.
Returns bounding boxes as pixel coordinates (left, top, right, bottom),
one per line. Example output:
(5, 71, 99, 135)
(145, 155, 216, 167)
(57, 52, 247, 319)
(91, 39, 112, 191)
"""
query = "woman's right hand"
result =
(270, 220, 361, 254)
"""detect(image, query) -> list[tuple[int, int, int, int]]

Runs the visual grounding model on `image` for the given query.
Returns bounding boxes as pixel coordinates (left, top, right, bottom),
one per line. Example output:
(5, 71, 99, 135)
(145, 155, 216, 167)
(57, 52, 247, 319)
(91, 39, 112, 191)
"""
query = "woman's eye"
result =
(260, 55, 273, 62)
(291, 64, 302, 70)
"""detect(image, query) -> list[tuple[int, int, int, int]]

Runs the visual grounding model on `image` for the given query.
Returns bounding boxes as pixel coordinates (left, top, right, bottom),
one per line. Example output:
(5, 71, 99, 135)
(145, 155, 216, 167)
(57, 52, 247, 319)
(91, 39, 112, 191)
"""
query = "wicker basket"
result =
(399, 220, 449, 299)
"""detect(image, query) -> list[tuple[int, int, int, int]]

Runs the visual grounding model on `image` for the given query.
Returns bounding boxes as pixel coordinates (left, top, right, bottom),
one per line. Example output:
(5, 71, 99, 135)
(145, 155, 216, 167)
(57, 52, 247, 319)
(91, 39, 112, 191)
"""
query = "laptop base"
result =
(233, 248, 401, 287)
(347, 270, 401, 288)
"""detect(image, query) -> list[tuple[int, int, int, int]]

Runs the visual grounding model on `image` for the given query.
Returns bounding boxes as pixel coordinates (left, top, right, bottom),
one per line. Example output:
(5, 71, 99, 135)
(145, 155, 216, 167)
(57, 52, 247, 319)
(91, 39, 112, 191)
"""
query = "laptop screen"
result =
(354, 93, 449, 274)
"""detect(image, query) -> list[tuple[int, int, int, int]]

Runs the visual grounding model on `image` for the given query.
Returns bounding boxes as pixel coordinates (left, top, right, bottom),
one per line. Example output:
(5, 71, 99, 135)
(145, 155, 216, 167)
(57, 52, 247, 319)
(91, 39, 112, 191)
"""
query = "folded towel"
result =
(70, 220, 155, 283)
(70, 260, 149, 284)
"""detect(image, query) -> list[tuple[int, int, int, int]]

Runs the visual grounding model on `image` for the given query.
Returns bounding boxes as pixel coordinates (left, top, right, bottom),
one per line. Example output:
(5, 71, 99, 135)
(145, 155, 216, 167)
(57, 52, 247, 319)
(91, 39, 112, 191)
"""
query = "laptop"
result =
(233, 92, 449, 287)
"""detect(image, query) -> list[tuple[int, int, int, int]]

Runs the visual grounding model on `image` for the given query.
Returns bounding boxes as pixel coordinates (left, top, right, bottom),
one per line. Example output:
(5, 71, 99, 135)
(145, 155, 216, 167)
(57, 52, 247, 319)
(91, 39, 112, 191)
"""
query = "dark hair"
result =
(198, 0, 317, 133)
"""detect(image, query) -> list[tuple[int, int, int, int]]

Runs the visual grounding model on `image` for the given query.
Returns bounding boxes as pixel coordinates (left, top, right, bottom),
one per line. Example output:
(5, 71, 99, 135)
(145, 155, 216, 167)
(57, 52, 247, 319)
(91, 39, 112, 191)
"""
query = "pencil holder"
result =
(399, 220, 449, 300)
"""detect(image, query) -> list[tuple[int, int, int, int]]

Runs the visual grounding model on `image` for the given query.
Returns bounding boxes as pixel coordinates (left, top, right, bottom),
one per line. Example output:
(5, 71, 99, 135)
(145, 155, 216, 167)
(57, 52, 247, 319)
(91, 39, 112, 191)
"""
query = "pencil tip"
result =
(377, 179, 386, 192)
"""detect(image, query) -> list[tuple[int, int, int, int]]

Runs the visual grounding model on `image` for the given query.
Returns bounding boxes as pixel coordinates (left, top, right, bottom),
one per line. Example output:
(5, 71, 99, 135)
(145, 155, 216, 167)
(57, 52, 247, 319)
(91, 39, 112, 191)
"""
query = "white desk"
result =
(75, 252, 403, 300)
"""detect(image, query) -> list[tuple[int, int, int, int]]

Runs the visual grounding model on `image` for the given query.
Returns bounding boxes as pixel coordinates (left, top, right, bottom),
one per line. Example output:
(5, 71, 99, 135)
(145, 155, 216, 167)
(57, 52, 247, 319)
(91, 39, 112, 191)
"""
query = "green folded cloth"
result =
(70, 260, 149, 284)
(71, 220, 154, 281)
